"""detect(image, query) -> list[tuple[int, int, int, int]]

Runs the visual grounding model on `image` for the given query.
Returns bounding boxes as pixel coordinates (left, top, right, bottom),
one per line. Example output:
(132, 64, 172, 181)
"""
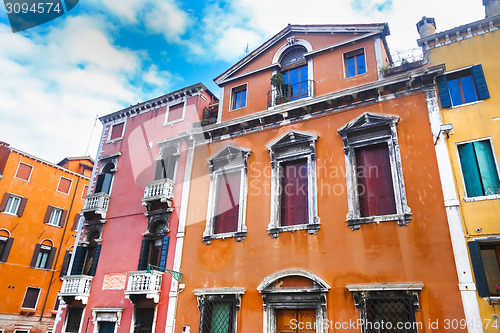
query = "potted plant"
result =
(270, 73, 289, 105)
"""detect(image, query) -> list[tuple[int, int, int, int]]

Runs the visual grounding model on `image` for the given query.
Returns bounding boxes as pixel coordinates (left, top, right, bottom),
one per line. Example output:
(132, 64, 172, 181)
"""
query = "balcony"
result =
(267, 79, 316, 108)
(81, 192, 110, 219)
(142, 178, 175, 206)
(124, 270, 163, 303)
(60, 275, 93, 304)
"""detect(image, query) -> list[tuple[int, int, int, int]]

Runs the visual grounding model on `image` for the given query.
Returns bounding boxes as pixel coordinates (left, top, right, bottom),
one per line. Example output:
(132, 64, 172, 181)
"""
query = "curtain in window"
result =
(214, 172, 241, 234)
(280, 159, 308, 226)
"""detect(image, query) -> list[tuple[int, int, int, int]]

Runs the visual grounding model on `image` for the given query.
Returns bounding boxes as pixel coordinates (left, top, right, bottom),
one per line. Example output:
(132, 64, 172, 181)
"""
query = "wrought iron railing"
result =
(267, 79, 316, 107)
(82, 192, 110, 213)
(60, 275, 93, 297)
(125, 270, 163, 294)
(142, 178, 174, 204)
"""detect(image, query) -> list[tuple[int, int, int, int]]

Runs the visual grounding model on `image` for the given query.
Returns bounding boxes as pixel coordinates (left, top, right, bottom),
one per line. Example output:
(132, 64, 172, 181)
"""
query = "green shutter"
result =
(137, 239, 152, 270)
(471, 64, 490, 100)
(436, 75, 452, 108)
(473, 140, 500, 195)
(468, 241, 490, 297)
(458, 143, 483, 197)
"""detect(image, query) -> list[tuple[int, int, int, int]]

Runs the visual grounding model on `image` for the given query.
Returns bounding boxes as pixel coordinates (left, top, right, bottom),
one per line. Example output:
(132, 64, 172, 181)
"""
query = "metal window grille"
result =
(199, 298, 235, 333)
(361, 294, 417, 333)
(66, 307, 84, 333)
(134, 308, 155, 333)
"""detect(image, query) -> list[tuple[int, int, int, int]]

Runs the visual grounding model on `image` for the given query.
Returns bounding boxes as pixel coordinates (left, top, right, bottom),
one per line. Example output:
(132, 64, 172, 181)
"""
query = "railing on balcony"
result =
(267, 79, 316, 108)
(81, 192, 110, 217)
(125, 270, 163, 302)
(60, 275, 93, 300)
(142, 178, 175, 205)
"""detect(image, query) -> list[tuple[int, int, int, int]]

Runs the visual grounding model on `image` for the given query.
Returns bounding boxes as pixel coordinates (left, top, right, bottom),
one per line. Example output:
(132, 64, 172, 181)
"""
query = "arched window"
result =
(95, 162, 115, 194)
(280, 46, 309, 101)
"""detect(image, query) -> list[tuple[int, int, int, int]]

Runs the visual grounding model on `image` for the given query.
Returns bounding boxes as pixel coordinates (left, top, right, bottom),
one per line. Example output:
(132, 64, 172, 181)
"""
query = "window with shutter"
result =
(338, 113, 411, 229)
(3, 194, 21, 215)
(15, 162, 33, 181)
(166, 102, 184, 123)
(204, 146, 250, 244)
(468, 240, 500, 297)
(0, 236, 14, 262)
(458, 139, 500, 198)
(109, 122, 125, 141)
(21, 287, 41, 309)
(436, 64, 490, 108)
(280, 159, 308, 226)
(57, 177, 72, 194)
(47, 208, 63, 226)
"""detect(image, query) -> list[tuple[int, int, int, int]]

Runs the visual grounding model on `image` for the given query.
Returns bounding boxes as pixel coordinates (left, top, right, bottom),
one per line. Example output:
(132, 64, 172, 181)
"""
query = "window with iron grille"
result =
(360, 292, 418, 333)
(134, 307, 155, 333)
(199, 297, 236, 333)
(65, 307, 84, 333)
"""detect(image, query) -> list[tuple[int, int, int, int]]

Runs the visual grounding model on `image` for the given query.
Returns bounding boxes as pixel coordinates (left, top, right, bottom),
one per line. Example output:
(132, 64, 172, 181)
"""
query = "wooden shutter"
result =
(280, 160, 308, 226)
(17, 197, 28, 217)
(88, 244, 101, 276)
(159, 236, 170, 269)
(0, 193, 9, 212)
(356, 144, 396, 217)
(0, 238, 14, 262)
(72, 214, 81, 231)
(167, 103, 184, 122)
(16, 163, 32, 180)
(138, 239, 152, 270)
(60, 250, 71, 277)
(214, 171, 241, 234)
(22, 287, 40, 309)
(458, 143, 483, 197)
(102, 173, 113, 194)
(474, 141, 500, 195)
(70, 246, 87, 275)
(59, 209, 67, 227)
(58, 178, 72, 194)
(95, 174, 104, 193)
(471, 64, 490, 100)
(165, 155, 177, 180)
(43, 206, 53, 224)
(30, 244, 42, 267)
(46, 246, 57, 269)
(110, 123, 124, 140)
(436, 75, 452, 108)
(154, 159, 165, 180)
(468, 241, 490, 297)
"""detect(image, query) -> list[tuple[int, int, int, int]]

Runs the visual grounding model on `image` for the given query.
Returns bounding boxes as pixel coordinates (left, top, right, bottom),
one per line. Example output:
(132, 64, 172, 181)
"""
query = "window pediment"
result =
(207, 145, 251, 172)
(337, 112, 399, 137)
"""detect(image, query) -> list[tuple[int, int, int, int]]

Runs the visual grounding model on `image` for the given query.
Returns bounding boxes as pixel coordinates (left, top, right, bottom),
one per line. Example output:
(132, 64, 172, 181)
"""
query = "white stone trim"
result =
(346, 283, 424, 292)
(14, 161, 33, 182)
(229, 83, 248, 112)
(106, 119, 126, 143)
(257, 269, 331, 292)
(164, 99, 187, 126)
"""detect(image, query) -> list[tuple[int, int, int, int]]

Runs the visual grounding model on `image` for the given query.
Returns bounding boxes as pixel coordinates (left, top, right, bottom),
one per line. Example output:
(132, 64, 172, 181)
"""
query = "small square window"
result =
(344, 48, 366, 78)
(437, 65, 490, 108)
(166, 102, 184, 123)
(48, 208, 63, 226)
(231, 85, 247, 110)
(22, 287, 41, 309)
(109, 122, 125, 141)
(16, 162, 33, 181)
(57, 177, 72, 194)
(457, 139, 500, 198)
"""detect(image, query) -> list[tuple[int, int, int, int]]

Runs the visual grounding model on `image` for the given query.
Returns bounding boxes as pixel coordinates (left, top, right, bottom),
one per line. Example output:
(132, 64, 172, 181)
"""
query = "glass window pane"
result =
(357, 54, 366, 75)
(234, 92, 241, 109)
(241, 90, 246, 108)
(480, 247, 500, 295)
(346, 57, 356, 78)
(460, 76, 478, 104)
(448, 79, 463, 106)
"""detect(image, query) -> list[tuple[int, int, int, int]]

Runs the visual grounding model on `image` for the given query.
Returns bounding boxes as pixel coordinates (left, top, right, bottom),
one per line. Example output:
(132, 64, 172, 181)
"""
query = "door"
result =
(277, 309, 316, 333)
(99, 322, 115, 333)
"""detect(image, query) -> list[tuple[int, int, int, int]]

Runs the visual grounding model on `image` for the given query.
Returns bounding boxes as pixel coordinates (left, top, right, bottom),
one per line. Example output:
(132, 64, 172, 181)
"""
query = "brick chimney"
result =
(484, 0, 500, 17)
(416, 16, 436, 38)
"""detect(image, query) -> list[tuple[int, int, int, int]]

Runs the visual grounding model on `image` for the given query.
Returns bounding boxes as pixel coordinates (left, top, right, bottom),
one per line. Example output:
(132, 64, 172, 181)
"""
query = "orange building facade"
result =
(172, 25, 469, 332)
(0, 142, 93, 333)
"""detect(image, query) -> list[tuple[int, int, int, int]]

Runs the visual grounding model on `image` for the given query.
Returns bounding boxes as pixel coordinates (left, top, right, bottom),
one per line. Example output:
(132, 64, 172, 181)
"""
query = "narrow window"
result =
(231, 85, 247, 110)
(5, 195, 21, 215)
(48, 208, 63, 226)
(345, 49, 366, 78)
(134, 307, 155, 333)
(82, 185, 88, 199)
(458, 139, 500, 197)
(16, 162, 33, 181)
(95, 163, 115, 194)
(167, 102, 184, 123)
(109, 122, 124, 141)
(35, 245, 51, 268)
(65, 307, 84, 333)
(280, 159, 308, 226)
(355, 144, 397, 217)
(22, 287, 41, 309)
(57, 177, 72, 194)
(214, 171, 241, 234)
(0, 236, 14, 262)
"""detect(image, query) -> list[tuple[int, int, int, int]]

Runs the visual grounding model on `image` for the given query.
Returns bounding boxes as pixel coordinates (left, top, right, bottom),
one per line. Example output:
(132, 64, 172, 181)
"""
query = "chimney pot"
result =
(416, 16, 436, 38)
(484, 0, 500, 17)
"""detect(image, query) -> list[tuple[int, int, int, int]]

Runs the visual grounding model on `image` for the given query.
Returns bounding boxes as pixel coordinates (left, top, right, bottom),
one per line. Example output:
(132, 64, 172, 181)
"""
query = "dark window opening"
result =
(214, 171, 241, 234)
(95, 163, 115, 194)
(280, 159, 308, 226)
(110, 123, 124, 140)
(134, 307, 155, 333)
(22, 287, 41, 309)
(65, 307, 84, 333)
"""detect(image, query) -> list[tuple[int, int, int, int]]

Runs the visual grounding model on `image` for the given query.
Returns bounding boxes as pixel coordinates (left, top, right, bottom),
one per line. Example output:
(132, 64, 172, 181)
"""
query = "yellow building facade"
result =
(417, 2, 500, 331)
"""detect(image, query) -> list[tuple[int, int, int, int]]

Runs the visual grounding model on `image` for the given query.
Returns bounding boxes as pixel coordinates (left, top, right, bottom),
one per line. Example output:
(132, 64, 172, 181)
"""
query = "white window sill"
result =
(347, 212, 412, 230)
(268, 221, 321, 238)
(449, 100, 483, 109)
(163, 118, 184, 127)
(106, 137, 124, 143)
(2, 211, 18, 217)
(463, 194, 500, 202)
(203, 230, 247, 244)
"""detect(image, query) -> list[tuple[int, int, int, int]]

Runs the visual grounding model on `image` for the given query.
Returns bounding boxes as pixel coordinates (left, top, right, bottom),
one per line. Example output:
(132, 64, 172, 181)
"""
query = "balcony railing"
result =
(267, 79, 316, 108)
(81, 192, 110, 218)
(125, 270, 163, 303)
(142, 178, 175, 205)
(60, 275, 93, 303)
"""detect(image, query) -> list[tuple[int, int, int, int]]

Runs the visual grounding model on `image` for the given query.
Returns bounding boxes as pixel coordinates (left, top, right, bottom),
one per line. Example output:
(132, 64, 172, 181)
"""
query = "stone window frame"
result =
(164, 99, 187, 126)
(106, 119, 126, 143)
(266, 130, 320, 238)
(337, 112, 411, 230)
(91, 308, 123, 333)
(257, 269, 330, 333)
(230, 83, 248, 111)
(204, 145, 250, 244)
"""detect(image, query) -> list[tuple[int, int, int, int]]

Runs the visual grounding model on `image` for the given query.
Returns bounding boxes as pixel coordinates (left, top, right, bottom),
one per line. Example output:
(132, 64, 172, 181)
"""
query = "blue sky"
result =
(0, 0, 485, 163)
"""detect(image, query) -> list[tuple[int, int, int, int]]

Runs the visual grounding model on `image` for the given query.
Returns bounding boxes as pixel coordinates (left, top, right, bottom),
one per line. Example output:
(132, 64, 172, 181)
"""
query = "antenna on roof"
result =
(244, 43, 249, 55)
(85, 114, 99, 156)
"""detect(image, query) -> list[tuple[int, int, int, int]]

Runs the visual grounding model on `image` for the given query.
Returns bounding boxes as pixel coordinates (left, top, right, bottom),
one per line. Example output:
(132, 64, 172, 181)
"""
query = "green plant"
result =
(379, 63, 394, 75)
(270, 73, 285, 88)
